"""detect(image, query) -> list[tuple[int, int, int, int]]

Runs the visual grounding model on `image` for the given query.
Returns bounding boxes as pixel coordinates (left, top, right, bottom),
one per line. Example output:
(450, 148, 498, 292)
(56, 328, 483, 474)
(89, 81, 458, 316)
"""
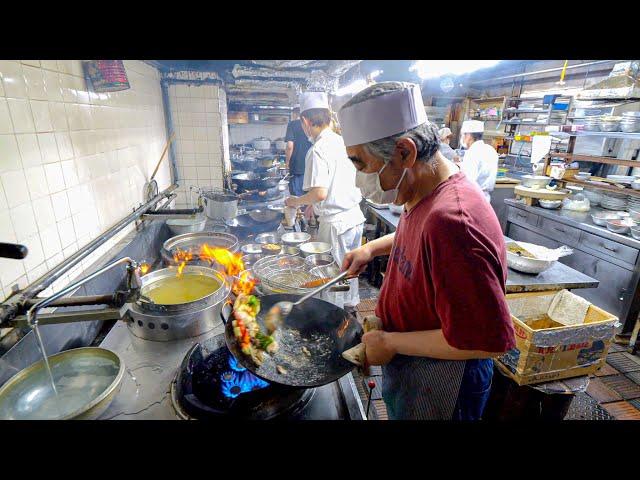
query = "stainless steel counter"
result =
(504, 199, 640, 335)
(365, 205, 598, 293)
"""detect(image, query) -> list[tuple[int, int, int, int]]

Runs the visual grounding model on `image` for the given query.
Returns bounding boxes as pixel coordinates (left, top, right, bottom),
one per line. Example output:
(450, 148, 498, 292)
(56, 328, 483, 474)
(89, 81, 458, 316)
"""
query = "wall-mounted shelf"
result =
(556, 177, 640, 198)
(552, 131, 640, 140)
(550, 152, 640, 168)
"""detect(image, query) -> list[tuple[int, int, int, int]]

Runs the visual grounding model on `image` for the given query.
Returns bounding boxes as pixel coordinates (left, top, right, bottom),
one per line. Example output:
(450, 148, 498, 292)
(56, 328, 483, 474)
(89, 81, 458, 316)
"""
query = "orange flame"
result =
(199, 244, 245, 277)
(232, 270, 257, 296)
(139, 263, 151, 275)
(173, 248, 193, 277)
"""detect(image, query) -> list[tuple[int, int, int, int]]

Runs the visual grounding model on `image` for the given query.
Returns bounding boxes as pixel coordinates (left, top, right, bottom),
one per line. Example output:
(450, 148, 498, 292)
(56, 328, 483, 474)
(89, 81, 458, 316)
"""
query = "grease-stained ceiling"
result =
(154, 60, 361, 109)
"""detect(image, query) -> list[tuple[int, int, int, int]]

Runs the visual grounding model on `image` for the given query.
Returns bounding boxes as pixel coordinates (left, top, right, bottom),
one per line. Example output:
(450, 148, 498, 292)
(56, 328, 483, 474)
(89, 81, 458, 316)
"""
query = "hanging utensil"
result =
(150, 132, 176, 182)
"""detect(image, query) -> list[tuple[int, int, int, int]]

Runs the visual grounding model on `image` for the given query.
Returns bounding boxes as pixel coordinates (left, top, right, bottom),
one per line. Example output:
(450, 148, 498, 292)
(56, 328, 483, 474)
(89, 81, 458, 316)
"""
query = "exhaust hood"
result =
(578, 61, 640, 100)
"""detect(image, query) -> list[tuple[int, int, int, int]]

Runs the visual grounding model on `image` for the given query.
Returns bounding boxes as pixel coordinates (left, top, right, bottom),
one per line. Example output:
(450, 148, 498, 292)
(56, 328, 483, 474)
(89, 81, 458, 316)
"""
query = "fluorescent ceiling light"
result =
(334, 78, 368, 96)
(410, 60, 501, 80)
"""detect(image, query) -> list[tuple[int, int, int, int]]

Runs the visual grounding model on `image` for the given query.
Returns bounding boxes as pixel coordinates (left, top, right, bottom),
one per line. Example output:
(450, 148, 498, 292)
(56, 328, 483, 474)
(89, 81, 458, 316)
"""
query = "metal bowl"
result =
(304, 253, 335, 268)
(248, 209, 283, 224)
(606, 219, 635, 234)
(598, 122, 621, 132)
(241, 243, 263, 254)
(280, 245, 300, 256)
(631, 226, 640, 240)
(254, 232, 279, 245)
(161, 232, 239, 266)
(261, 243, 282, 255)
(506, 247, 554, 275)
(166, 217, 207, 236)
(591, 212, 620, 226)
(280, 231, 311, 246)
(300, 241, 332, 257)
(0, 347, 124, 420)
(520, 175, 552, 189)
(539, 199, 562, 209)
(241, 253, 262, 268)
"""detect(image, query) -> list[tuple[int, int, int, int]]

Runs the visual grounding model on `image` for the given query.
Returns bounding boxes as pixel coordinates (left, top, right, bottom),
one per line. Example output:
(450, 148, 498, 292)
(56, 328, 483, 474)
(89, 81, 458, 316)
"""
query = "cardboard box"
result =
(497, 290, 618, 385)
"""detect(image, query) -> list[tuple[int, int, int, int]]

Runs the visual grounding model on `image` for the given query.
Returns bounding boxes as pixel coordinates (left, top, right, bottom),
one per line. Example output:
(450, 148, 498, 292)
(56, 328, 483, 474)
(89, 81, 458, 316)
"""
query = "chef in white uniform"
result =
(458, 120, 499, 202)
(285, 91, 365, 310)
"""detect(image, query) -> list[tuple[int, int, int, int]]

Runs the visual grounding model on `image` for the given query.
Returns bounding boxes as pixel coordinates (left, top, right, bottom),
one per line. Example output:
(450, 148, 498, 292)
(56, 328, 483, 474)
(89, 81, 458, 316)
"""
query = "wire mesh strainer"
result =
(252, 254, 322, 294)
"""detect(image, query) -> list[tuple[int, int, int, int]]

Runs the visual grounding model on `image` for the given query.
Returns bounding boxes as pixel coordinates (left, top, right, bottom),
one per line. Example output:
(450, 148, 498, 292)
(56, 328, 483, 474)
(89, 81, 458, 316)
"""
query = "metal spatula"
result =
(266, 271, 350, 328)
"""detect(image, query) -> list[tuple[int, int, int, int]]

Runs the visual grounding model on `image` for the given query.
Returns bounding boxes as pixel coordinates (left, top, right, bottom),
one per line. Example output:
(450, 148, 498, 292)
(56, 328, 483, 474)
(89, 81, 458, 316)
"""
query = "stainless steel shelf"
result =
(551, 131, 640, 140)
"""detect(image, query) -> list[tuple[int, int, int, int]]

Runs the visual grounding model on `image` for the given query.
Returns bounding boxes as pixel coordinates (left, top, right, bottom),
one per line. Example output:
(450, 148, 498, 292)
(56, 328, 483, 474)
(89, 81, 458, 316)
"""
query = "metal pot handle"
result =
(220, 301, 232, 326)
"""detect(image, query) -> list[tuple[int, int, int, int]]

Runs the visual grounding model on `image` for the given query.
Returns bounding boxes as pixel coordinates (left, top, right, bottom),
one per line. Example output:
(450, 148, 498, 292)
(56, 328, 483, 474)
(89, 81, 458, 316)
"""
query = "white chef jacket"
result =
(302, 127, 365, 227)
(459, 140, 498, 202)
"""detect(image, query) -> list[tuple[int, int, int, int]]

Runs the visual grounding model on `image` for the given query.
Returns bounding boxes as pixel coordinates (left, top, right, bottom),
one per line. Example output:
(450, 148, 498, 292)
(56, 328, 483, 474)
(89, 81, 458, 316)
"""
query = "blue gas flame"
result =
(221, 353, 269, 399)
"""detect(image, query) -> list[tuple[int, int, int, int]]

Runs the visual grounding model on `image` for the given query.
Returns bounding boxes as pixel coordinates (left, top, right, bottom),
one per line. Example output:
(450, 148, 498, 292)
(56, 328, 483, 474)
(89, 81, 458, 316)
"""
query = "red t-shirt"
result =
(375, 172, 515, 353)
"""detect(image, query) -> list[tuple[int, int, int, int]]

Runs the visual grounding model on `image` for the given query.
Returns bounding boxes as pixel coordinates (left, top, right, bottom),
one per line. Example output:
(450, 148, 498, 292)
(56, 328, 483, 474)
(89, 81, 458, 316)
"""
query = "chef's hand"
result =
(303, 204, 314, 221)
(285, 196, 298, 208)
(342, 245, 373, 277)
(362, 330, 396, 366)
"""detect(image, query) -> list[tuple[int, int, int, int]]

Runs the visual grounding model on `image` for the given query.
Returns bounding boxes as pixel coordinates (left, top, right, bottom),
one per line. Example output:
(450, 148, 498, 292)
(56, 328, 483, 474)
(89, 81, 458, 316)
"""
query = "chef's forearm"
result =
(386, 329, 501, 361)
(294, 187, 327, 206)
(364, 233, 395, 257)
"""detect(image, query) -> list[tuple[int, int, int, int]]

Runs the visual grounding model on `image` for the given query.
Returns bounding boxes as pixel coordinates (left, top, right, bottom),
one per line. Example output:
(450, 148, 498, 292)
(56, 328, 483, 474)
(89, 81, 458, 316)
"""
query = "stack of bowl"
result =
(598, 116, 623, 132)
(583, 117, 601, 131)
(621, 112, 640, 133)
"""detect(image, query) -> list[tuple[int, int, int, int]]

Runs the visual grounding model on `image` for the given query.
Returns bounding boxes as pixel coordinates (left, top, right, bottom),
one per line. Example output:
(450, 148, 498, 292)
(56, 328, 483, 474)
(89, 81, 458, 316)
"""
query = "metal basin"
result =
(280, 231, 311, 246)
(161, 232, 239, 267)
(166, 216, 207, 236)
(520, 175, 552, 189)
(300, 241, 332, 257)
(128, 266, 230, 341)
(0, 347, 124, 420)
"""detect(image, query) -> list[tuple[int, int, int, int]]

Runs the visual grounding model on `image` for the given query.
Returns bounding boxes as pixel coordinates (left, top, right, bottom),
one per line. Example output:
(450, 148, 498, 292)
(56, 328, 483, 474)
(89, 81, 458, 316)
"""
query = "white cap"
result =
(438, 127, 452, 139)
(460, 120, 484, 134)
(299, 92, 329, 113)
(337, 82, 428, 147)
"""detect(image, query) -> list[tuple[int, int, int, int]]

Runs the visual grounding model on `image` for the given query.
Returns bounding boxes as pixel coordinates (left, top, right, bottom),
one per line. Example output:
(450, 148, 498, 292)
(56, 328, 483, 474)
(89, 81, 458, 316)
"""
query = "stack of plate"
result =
(601, 191, 629, 211)
(628, 196, 640, 212)
(606, 174, 636, 185)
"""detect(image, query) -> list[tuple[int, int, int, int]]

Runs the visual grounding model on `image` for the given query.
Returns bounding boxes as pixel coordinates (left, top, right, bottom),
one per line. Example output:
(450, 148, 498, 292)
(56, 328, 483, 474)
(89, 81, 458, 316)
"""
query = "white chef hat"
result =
(299, 91, 329, 114)
(438, 127, 453, 139)
(460, 120, 485, 134)
(337, 82, 428, 147)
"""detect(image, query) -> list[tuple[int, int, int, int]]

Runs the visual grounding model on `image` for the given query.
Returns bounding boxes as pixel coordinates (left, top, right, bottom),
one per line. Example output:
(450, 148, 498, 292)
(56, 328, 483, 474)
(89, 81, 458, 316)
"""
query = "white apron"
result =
(316, 205, 365, 309)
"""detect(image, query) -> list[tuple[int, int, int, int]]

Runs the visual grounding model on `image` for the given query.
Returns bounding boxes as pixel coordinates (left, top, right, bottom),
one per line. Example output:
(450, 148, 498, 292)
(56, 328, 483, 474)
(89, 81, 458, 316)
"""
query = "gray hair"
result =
(341, 82, 441, 164)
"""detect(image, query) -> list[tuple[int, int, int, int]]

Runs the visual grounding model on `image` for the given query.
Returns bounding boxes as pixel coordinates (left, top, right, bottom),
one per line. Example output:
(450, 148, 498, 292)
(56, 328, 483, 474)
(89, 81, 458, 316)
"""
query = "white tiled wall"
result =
(0, 60, 171, 300)
(168, 83, 229, 208)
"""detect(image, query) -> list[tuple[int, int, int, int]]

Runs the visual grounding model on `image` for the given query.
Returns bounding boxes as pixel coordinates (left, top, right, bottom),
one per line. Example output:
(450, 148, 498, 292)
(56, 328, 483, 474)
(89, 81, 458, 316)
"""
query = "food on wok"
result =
(301, 277, 332, 289)
(232, 294, 279, 366)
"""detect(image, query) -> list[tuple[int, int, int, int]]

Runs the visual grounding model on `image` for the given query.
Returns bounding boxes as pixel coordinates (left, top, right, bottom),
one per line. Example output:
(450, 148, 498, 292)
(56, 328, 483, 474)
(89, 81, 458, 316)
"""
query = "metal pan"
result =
(221, 294, 362, 388)
(232, 173, 280, 191)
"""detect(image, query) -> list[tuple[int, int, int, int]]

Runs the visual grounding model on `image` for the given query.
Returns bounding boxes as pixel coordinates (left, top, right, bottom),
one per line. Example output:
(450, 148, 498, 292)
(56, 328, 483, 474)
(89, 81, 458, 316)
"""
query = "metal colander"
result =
(251, 254, 321, 294)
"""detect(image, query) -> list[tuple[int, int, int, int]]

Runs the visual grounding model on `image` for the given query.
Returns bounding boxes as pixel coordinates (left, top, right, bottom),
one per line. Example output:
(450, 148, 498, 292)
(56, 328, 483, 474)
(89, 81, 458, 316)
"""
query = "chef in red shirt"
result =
(338, 82, 515, 420)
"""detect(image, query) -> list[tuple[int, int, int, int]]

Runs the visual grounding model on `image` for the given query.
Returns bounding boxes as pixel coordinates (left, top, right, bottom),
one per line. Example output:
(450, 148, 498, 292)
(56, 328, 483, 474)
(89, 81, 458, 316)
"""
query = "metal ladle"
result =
(269, 270, 350, 321)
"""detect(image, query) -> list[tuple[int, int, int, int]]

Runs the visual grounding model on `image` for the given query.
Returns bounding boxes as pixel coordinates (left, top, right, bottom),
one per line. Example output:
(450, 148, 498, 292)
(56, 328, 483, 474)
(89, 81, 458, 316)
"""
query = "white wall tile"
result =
(15, 133, 42, 167)
(0, 257, 26, 288)
(56, 217, 76, 248)
(50, 190, 70, 221)
(60, 159, 79, 188)
(43, 70, 63, 102)
(40, 224, 62, 259)
(24, 165, 49, 199)
(55, 132, 73, 159)
(21, 60, 41, 68)
(1, 170, 30, 208)
(10, 202, 38, 240)
(0, 134, 22, 173)
(0, 61, 27, 98)
(43, 162, 65, 193)
(40, 60, 59, 72)
(0, 182, 7, 211)
(0, 99, 13, 134)
(21, 233, 45, 271)
(37, 132, 59, 163)
(31, 195, 56, 229)
(7, 98, 35, 133)
(23, 65, 47, 101)
(48, 102, 68, 131)
(0, 210, 16, 242)
(30, 100, 53, 132)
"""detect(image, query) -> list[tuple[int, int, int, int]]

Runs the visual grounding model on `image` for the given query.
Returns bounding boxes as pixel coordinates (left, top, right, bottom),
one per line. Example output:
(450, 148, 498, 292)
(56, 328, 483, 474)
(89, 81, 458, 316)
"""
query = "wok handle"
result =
(220, 302, 232, 326)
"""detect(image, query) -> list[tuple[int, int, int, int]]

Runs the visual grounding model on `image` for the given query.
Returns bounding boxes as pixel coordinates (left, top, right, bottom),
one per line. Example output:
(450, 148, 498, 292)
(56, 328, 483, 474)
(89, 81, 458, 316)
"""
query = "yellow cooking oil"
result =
(143, 273, 220, 304)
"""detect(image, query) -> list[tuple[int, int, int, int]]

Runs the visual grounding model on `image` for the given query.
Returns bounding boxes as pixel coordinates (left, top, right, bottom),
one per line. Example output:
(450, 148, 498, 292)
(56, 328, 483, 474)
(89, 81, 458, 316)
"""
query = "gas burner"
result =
(171, 334, 314, 420)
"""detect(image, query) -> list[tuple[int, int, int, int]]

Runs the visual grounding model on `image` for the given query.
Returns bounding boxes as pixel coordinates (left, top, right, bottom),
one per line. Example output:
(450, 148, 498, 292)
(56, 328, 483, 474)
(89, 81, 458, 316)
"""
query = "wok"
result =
(232, 173, 280, 191)
(224, 211, 282, 234)
(221, 294, 362, 388)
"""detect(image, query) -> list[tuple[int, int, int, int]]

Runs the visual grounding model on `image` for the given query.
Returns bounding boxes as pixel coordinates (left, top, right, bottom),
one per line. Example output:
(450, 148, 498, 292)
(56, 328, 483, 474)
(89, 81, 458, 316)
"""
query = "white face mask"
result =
(374, 162, 408, 205)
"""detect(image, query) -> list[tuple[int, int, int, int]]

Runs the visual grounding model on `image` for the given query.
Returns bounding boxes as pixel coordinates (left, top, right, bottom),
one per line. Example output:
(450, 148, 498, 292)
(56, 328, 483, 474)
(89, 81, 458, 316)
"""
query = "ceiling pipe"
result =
(468, 60, 618, 86)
